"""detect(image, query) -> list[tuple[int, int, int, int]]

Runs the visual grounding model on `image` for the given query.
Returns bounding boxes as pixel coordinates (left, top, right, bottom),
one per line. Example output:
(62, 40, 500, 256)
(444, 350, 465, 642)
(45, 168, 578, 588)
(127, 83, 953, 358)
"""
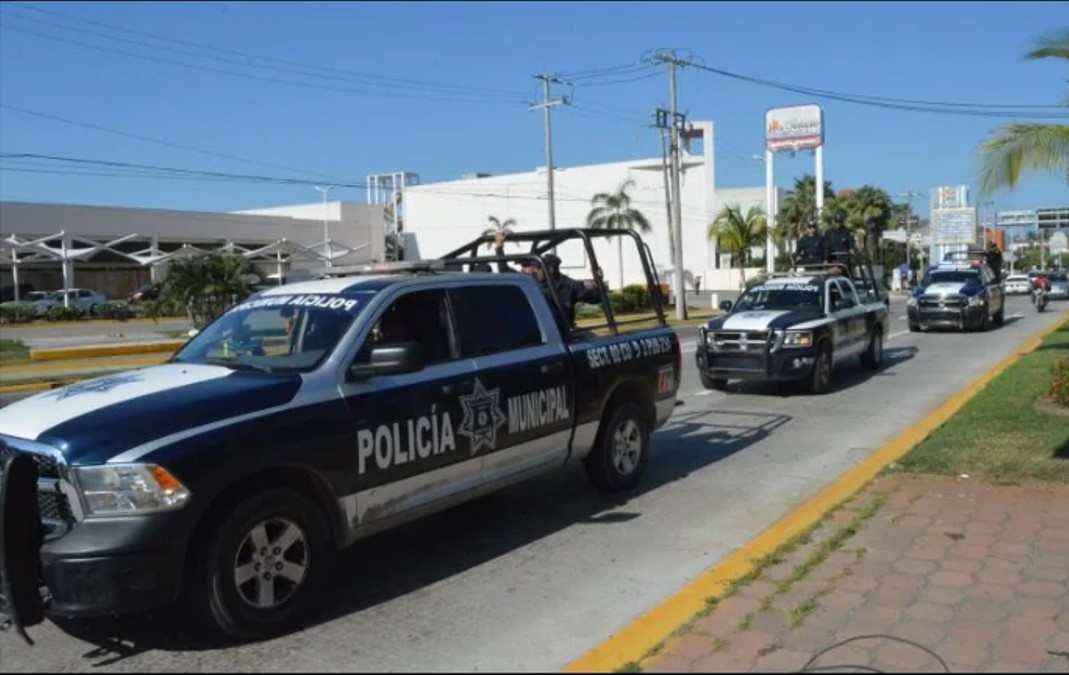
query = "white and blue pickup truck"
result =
(696, 265, 890, 395)
(0, 229, 680, 643)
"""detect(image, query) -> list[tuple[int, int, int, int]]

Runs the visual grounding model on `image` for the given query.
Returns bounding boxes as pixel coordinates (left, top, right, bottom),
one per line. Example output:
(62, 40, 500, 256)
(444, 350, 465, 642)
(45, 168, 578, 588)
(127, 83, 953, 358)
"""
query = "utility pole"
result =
(652, 51, 689, 320)
(314, 184, 335, 267)
(531, 74, 569, 233)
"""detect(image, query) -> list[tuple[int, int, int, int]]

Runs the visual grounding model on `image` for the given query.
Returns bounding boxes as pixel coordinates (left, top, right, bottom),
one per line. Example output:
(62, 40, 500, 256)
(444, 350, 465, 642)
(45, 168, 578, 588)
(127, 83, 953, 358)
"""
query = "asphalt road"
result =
(2, 296, 1066, 672)
(1, 318, 192, 350)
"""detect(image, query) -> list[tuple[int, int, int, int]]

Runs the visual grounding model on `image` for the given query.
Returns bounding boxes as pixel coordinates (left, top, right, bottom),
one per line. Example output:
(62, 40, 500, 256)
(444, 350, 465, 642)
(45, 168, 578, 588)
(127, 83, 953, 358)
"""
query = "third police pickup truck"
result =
(0, 228, 679, 644)
(696, 262, 889, 395)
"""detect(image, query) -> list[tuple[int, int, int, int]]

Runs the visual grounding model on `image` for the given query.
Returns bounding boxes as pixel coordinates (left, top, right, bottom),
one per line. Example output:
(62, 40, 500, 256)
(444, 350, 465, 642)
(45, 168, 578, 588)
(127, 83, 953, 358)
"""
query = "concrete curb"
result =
(29, 340, 187, 361)
(563, 315, 1069, 673)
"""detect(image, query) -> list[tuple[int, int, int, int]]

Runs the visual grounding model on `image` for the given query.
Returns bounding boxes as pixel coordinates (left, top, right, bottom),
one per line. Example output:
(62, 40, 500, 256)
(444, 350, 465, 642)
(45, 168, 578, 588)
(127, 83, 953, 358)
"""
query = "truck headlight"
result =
(783, 331, 813, 347)
(967, 296, 985, 307)
(73, 464, 191, 517)
(907, 297, 918, 307)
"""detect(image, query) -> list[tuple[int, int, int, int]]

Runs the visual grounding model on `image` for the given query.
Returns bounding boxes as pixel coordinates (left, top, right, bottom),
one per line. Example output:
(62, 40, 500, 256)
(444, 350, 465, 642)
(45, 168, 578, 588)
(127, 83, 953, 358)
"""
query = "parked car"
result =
(1004, 274, 1033, 295)
(1048, 272, 1069, 300)
(32, 288, 109, 315)
(0, 228, 680, 641)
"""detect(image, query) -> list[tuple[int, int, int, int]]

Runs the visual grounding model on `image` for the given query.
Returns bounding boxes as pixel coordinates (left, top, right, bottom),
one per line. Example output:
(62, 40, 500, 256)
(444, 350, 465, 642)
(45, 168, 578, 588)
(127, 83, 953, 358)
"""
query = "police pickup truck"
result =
(696, 262, 889, 395)
(907, 257, 1005, 332)
(0, 229, 680, 643)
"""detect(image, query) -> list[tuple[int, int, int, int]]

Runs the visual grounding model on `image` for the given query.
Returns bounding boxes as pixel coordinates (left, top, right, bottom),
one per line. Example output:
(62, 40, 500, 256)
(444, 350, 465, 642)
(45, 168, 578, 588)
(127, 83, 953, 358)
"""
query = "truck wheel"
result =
(860, 328, 883, 371)
(993, 305, 1005, 326)
(584, 402, 650, 493)
(805, 342, 833, 395)
(699, 371, 727, 391)
(187, 487, 329, 640)
(908, 322, 921, 333)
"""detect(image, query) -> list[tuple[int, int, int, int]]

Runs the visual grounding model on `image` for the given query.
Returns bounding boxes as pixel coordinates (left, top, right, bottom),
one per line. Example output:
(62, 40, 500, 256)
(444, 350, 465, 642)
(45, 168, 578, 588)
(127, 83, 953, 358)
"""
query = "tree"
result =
(776, 175, 837, 246)
(836, 185, 895, 256)
(708, 204, 767, 287)
(978, 28, 1069, 195)
(483, 216, 516, 250)
(587, 179, 652, 289)
(152, 252, 261, 328)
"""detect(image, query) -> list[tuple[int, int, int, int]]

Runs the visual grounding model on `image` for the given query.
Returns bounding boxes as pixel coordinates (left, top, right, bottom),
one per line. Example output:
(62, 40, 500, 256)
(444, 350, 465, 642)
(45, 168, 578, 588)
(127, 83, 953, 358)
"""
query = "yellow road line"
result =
(564, 315, 1068, 673)
(30, 341, 185, 361)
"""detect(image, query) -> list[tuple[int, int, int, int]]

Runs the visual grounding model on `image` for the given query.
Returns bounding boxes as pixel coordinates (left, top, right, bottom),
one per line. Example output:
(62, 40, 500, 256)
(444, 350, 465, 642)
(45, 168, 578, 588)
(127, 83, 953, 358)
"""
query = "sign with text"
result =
(765, 105, 823, 152)
(932, 207, 977, 245)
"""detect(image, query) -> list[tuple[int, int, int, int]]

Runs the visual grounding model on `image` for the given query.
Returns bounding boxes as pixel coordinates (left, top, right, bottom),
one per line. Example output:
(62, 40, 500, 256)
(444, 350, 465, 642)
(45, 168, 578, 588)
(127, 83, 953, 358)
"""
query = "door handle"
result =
(540, 362, 564, 375)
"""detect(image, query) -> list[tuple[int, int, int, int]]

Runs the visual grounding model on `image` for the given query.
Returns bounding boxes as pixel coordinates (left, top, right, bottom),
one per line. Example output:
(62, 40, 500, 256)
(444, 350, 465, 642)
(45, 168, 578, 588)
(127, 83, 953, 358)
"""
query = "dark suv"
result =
(907, 261, 1005, 332)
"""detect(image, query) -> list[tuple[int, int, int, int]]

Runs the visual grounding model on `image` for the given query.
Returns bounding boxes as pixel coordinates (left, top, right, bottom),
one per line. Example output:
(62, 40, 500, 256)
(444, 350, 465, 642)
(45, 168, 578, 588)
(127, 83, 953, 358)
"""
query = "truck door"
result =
(337, 288, 478, 529)
(447, 282, 573, 484)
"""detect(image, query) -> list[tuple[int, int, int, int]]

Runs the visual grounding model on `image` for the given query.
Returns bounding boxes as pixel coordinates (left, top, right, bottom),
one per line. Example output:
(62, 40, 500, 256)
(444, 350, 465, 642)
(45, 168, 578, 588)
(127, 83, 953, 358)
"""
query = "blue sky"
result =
(0, 1, 1065, 218)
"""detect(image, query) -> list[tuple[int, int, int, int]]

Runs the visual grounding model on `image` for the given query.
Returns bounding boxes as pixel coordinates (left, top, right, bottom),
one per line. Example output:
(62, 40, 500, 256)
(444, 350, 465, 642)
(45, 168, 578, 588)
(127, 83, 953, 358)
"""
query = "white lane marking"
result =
(693, 390, 713, 396)
(888, 329, 910, 340)
(898, 315, 908, 320)
(1008, 312, 1024, 320)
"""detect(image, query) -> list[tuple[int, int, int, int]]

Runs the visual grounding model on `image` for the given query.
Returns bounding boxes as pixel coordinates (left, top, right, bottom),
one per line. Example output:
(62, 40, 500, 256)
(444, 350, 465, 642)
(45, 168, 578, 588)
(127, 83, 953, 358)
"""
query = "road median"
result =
(28, 340, 187, 361)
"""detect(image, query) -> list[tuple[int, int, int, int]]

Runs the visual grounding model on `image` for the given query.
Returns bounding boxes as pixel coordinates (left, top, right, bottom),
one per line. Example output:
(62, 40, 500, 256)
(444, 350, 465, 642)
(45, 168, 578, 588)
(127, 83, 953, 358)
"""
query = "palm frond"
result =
(1026, 28, 1069, 60)
(978, 123, 1069, 195)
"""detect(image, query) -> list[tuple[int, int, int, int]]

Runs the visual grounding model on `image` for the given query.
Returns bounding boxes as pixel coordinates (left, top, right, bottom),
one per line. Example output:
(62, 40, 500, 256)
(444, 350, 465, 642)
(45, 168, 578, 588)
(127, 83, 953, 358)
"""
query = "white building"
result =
(0, 200, 385, 299)
(401, 121, 785, 293)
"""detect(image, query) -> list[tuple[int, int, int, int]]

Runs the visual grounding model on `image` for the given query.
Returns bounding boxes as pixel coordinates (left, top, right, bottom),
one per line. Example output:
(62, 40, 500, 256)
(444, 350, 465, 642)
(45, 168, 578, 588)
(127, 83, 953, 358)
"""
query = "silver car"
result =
(1048, 272, 1069, 300)
(1004, 274, 1032, 295)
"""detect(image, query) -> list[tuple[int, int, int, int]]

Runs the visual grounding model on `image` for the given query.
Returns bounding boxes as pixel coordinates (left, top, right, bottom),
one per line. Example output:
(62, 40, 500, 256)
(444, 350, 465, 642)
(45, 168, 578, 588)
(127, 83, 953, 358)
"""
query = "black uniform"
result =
(494, 245, 601, 330)
(825, 225, 856, 262)
(985, 247, 1003, 281)
(795, 232, 826, 266)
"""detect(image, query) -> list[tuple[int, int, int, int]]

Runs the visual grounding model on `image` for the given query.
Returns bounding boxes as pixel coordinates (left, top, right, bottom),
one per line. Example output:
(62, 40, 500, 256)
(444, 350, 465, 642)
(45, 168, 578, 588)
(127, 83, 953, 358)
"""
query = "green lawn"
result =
(894, 320, 1069, 484)
(0, 339, 30, 364)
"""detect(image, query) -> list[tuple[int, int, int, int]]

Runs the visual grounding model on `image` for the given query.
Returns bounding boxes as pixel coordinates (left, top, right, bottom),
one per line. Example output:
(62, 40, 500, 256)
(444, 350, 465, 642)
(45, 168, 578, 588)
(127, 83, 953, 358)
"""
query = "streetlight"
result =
(980, 200, 995, 247)
(752, 154, 775, 274)
(897, 191, 922, 280)
(314, 185, 335, 267)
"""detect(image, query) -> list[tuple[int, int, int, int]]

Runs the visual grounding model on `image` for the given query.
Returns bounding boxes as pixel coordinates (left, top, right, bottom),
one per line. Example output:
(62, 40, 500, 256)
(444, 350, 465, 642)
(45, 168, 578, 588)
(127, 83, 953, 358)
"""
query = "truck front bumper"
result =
(908, 303, 986, 330)
(695, 328, 817, 382)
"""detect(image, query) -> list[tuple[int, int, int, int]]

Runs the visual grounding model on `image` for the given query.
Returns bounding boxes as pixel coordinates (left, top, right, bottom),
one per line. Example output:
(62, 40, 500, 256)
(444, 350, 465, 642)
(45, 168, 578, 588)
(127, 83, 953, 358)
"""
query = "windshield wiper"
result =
(185, 357, 274, 374)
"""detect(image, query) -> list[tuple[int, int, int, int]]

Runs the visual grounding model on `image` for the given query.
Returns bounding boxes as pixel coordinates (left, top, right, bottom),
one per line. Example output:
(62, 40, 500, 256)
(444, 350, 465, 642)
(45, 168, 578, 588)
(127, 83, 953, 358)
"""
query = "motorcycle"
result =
(1034, 287, 1049, 313)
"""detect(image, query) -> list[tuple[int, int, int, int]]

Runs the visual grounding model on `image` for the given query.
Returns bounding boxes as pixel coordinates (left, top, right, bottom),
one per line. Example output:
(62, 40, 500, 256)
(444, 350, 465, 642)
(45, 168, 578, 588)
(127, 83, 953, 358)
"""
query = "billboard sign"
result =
(931, 185, 969, 210)
(932, 207, 977, 245)
(765, 105, 823, 152)
(1050, 231, 1068, 255)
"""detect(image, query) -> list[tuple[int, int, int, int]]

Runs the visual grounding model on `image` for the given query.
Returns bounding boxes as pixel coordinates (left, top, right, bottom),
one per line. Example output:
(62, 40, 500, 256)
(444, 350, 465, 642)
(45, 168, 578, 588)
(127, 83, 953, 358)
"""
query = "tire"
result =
(993, 304, 1005, 326)
(908, 322, 920, 333)
(805, 342, 833, 395)
(860, 328, 883, 371)
(699, 371, 728, 391)
(584, 402, 650, 493)
(186, 487, 330, 640)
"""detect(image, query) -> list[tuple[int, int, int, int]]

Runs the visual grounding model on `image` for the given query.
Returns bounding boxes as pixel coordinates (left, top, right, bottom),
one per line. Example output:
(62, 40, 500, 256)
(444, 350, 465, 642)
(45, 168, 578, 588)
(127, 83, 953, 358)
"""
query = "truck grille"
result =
(0, 441, 76, 530)
(710, 330, 773, 353)
(919, 297, 965, 308)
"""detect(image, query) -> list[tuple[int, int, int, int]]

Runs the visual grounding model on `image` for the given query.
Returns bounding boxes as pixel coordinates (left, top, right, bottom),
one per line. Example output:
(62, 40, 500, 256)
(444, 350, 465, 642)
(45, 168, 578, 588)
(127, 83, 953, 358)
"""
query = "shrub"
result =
(94, 301, 136, 321)
(44, 305, 85, 322)
(1050, 358, 1069, 408)
(0, 303, 37, 324)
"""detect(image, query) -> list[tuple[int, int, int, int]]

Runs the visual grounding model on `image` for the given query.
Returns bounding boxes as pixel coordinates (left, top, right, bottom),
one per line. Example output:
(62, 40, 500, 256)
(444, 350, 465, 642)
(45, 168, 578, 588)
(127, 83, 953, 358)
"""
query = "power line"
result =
(685, 61, 1067, 118)
(0, 21, 531, 107)
(0, 103, 357, 182)
(1, 2, 529, 100)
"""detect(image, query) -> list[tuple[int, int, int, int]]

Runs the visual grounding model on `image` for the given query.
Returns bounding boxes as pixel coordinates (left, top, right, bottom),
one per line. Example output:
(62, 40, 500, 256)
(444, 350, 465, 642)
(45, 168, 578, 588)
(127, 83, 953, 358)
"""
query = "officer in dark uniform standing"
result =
(985, 240, 1003, 282)
(825, 216, 857, 270)
(793, 222, 826, 269)
(493, 232, 603, 330)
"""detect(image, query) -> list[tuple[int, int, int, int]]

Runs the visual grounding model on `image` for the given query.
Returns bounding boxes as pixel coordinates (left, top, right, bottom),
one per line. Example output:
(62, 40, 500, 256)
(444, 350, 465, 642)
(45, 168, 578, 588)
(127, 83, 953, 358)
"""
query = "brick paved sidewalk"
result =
(637, 474, 1069, 673)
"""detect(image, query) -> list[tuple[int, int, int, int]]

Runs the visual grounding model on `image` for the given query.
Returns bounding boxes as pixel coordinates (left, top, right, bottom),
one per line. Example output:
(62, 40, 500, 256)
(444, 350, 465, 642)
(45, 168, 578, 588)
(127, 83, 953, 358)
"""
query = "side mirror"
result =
(348, 342, 425, 381)
(719, 300, 734, 313)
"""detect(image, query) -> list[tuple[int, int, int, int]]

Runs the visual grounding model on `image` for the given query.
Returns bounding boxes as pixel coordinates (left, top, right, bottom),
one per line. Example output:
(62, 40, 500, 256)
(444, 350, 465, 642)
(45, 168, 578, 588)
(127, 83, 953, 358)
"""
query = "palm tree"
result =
(979, 28, 1069, 195)
(837, 185, 895, 256)
(776, 175, 837, 247)
(153, 252, 261, 328)
(708, 204, 767, 287)
(587, 179, 652, 289)
(483, 216, 516, 250)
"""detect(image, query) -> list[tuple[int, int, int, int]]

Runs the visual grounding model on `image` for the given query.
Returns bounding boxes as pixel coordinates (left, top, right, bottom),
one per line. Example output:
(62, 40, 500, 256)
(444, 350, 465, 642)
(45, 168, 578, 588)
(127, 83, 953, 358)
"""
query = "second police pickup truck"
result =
(0, 229, 680, 643)
(696, 261, 890, 395)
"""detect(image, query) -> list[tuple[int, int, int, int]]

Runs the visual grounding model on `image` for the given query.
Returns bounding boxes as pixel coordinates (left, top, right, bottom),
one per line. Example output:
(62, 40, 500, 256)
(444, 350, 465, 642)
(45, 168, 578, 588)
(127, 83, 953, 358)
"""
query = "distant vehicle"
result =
(908, 260, 1005, 332)
(32, 288, 109, 315)
(127, 283, 161, 303)
(0, 290, 47, 308)
(1003, 274, 1032, 295)
(1048, 272, 1069, 300)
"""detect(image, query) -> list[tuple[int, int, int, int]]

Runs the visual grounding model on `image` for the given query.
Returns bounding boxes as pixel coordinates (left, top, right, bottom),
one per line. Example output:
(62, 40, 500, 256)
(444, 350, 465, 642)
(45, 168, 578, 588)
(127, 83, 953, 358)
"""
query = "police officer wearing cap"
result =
(494, 231, 603, 329)
(825, 215, 856, 270)
(794, 222, 826, 269)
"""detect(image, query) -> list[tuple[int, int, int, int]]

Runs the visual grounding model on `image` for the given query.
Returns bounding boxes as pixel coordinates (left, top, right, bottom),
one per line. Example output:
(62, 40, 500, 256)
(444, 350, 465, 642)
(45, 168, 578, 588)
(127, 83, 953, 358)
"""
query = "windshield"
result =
(925, 271, 981, 286)
(173, 292, 372, 373)
(734, 282, 823, 312)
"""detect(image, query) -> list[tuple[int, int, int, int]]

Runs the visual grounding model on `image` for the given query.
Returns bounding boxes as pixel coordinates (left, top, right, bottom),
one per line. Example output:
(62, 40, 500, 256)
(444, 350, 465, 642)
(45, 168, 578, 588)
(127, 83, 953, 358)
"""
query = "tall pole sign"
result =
(764, 104, 825, 273)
